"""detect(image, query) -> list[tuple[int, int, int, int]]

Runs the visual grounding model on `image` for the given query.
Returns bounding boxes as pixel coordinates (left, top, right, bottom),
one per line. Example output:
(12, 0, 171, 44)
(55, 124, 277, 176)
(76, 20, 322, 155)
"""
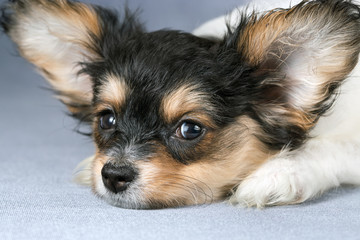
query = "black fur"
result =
(2, 0, 359, 164)
(77, 8, 260, 163)
(3, 0, 360, 209)
(81, 5, 308, 157)
(0, 0, 317, 161)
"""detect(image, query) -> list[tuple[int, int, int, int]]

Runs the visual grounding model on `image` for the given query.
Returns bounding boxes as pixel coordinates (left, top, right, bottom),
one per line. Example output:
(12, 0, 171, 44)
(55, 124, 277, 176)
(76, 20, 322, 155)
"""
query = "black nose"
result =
(101, 163, 137, 194)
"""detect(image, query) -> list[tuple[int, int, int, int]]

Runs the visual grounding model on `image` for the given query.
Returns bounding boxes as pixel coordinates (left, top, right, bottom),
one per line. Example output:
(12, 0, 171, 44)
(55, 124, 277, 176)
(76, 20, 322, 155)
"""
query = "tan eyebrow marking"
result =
(161, 84, 215, 126)
(97, 74, 129, 111)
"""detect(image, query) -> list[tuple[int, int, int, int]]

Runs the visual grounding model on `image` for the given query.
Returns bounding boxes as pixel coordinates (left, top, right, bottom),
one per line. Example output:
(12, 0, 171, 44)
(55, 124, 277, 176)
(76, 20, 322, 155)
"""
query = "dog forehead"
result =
(96, 73, 214, 124)
(160, 84, 215, 124)
(93, 31, 220, 121)
(102, 30, 217, 83)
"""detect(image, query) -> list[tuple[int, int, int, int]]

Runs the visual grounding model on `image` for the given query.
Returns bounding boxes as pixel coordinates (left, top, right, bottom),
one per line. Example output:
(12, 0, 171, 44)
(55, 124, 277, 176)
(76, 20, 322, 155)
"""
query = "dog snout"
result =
(101, 163, 137, 193)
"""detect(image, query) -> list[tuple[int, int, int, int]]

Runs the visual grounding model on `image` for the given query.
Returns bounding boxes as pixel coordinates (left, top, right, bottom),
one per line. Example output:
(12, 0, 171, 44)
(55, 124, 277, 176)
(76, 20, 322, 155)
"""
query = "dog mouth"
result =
(94, 174, 216, 209)
(90, 167, 146, 209)
(98, 184, 150, 209)
(84, 158, 147, 209)
(74, 154, 237, 209)
(93, 167, 217, 209)
(94, 176, 198, 209)
(96, 183, 216, 209)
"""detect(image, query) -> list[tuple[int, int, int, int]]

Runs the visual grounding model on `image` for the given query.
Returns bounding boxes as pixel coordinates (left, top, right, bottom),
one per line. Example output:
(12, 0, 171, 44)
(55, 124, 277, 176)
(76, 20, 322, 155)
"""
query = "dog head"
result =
(2, 0, 360, 208)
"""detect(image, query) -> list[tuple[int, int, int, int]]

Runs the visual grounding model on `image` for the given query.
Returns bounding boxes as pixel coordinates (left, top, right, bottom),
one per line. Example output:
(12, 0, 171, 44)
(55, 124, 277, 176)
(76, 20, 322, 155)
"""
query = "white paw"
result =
(230, 159, 306, 208)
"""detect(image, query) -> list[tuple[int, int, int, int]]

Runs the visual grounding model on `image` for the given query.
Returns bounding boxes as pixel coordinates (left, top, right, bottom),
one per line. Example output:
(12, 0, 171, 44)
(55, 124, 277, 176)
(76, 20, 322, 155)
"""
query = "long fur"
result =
(2, 0, 360, 209)
(196, 0, 360, 207)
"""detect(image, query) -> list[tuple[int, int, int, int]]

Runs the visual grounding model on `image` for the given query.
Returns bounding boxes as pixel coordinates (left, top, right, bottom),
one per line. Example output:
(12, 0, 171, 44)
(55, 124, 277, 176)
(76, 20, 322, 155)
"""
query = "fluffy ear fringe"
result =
(1, 0, 144, 122)
(1, 0, 101, 119)
(228, 0, 360, 149)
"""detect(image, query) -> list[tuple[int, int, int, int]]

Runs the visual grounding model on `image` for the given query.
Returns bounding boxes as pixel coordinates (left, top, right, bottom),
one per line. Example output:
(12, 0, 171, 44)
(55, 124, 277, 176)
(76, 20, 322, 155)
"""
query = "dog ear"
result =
(230, 1, 360, 149)
(1, 0, 101, 119)
(1, 0, 142, 121)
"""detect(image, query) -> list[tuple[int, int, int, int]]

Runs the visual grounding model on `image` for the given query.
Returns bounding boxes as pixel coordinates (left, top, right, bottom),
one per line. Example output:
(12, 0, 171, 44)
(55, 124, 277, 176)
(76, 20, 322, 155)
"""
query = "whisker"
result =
(155, 174, 214, 205)
(159, 182, 200, 205)
(161, 176, 210, 204)
(169, 173, 215, 204)
(146, 187, 183, 208)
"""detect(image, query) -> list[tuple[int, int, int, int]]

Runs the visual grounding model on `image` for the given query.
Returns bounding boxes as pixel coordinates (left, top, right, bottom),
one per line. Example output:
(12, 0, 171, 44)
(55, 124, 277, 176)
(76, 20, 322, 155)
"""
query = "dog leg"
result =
(231, 138, 360, 208)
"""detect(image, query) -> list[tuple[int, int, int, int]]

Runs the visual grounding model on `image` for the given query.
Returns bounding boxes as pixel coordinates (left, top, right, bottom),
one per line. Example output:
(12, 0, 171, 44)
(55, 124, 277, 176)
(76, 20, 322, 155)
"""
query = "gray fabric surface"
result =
(1, 1, 360, 239)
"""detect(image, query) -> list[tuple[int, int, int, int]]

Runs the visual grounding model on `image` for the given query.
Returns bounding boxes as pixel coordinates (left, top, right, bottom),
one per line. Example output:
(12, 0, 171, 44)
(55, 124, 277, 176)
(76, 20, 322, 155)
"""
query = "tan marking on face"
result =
(136, 117, 275, 208)
(89, 116, 275, 208)
(98, 74, 129, 111)
(91, 150, 108, 195)
(161, 84, 216, 127)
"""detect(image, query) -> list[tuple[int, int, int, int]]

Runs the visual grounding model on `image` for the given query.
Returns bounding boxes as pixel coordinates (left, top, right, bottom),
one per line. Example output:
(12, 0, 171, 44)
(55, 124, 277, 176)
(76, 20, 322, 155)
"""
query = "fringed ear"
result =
(235, 0, 360, 149)
(1, 0, 104, 120)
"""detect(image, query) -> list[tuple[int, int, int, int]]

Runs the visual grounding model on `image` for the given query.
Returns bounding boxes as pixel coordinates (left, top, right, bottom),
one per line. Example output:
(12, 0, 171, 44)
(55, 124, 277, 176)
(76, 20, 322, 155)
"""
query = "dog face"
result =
(2, 0, 360, 208)
(81, 30, 270, 208)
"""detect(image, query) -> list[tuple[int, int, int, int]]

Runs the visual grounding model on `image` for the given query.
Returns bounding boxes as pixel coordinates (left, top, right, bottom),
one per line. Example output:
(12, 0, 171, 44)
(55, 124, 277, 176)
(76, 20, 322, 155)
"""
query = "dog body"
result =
(230, 66, 360, 206)
(195, 0, 360, 207)
(2, 0, 360, 208)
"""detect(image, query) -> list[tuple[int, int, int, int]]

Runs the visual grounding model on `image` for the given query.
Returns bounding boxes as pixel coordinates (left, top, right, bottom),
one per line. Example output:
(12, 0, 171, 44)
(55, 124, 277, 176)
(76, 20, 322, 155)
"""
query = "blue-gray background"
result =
(1, 1, 360, 239)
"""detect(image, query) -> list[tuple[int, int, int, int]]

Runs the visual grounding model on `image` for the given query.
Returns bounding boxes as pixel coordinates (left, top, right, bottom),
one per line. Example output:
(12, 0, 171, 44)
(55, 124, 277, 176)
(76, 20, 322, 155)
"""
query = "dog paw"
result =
(230, 159, 306, 208)
(73, 155, 94, 186)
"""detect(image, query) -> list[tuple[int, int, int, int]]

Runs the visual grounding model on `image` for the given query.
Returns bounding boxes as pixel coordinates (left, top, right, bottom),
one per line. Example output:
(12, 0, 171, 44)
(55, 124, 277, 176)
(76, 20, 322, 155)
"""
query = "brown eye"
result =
(100, 112, 116, 130)
(177, 121, 203, 140)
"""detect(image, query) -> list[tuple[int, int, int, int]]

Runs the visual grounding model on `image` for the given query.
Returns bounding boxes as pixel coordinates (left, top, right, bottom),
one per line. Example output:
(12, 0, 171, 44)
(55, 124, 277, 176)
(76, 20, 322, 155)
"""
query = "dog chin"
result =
(94, 181, 150, 209)
(102, 193, 148, 209)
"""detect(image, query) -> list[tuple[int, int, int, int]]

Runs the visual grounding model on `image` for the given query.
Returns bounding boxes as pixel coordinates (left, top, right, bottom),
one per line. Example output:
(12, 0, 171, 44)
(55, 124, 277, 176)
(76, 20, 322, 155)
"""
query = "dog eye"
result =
(177, 121, 203, 140)
(100, 112, 116, 130)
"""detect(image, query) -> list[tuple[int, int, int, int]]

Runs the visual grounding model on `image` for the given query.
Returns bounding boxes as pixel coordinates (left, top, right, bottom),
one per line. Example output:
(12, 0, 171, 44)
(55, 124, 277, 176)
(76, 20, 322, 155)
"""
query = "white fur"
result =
(195, 0, 360, 207)
(73, 155, 93, 186)
(9, 4, 94, 102)
(193, 0, 302, 38)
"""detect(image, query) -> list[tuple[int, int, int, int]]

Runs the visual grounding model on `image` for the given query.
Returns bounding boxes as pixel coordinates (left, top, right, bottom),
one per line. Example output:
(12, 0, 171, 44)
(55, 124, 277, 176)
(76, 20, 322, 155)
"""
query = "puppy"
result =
(2, 0, 360, 209)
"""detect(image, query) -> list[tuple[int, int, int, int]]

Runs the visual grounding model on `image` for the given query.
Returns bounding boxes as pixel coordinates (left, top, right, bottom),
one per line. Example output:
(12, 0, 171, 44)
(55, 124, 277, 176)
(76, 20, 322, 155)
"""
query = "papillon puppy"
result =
(2, 0, 360, 209)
